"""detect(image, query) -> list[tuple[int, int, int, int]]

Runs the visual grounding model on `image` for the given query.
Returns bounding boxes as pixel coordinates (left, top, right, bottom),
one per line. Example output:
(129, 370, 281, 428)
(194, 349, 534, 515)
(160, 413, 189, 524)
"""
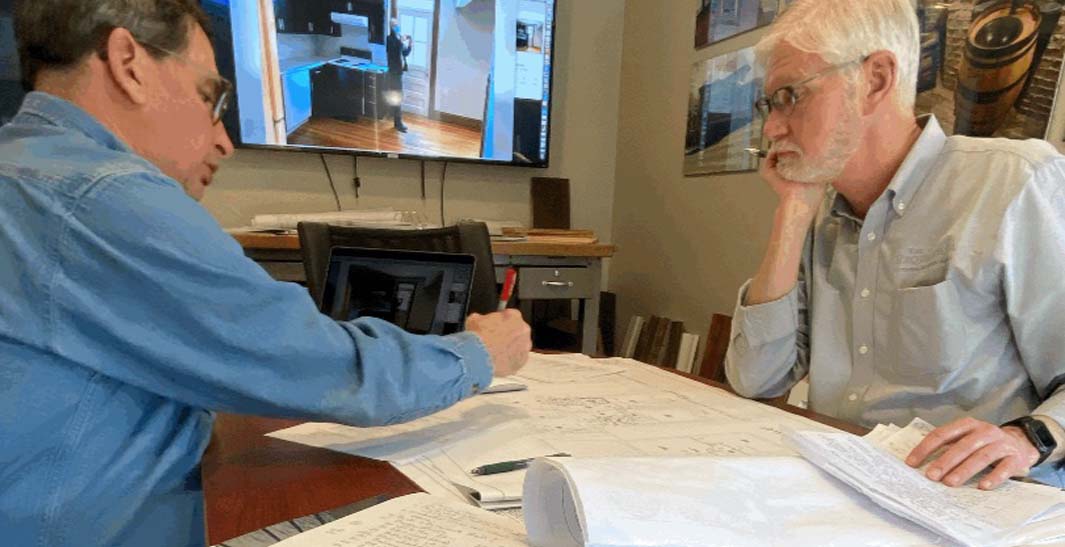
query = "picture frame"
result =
(694, 0, 792, 50)
(914, 0, 1065, 140)
(683, 47, 764, 176)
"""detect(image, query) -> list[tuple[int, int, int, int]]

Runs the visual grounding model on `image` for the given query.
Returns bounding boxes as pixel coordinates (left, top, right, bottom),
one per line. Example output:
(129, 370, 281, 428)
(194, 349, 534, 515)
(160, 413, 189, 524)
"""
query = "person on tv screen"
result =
(386, 17, 412, 133)
(0, 1, 531, 545)
(726, 0, 1065, 490)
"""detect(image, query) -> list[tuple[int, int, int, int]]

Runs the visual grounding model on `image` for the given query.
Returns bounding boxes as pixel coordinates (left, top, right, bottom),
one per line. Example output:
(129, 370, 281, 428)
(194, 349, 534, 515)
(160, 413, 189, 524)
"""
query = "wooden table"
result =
(231, 231, 617, 354)
(201, 371, 864, 544)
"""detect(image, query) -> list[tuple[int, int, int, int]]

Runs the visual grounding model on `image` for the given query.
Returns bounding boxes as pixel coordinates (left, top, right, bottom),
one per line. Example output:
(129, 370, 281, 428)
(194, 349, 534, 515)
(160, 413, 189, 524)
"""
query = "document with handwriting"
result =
(271, 493, 527, 547)
(789, 420, 1065, 547)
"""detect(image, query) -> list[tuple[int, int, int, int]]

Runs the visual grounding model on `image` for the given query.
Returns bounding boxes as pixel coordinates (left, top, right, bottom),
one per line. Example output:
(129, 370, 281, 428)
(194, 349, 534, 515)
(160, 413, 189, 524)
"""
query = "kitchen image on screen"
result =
(214, 0, 555, 165)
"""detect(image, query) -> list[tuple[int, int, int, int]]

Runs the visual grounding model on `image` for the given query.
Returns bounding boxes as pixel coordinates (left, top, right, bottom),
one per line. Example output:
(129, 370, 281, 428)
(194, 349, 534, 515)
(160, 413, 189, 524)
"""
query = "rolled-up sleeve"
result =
(49, 172, 492, 427)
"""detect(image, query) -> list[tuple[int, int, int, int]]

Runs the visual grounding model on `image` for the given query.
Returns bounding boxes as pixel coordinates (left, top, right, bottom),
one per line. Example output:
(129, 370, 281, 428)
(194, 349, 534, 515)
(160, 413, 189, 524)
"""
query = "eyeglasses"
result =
(754, 57, 866, 120)
(134, 41, 233, 125)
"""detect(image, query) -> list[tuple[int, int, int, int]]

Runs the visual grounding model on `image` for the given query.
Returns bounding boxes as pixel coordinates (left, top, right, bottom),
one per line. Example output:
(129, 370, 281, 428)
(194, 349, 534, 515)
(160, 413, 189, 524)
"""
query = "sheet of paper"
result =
(271, 493, 527, 547)
(511, 353, 624, 383)
(412, 422, 559, 509)
(266, 400, 527, 463)
(790, 427, 1065, 547)
(522, 456, 948, 547)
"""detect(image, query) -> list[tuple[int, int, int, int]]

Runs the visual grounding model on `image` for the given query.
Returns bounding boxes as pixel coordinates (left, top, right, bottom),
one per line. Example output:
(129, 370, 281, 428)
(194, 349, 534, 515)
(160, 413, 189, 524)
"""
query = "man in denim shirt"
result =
(0, 1, 531, 545)
(726, 0, 1065, 491)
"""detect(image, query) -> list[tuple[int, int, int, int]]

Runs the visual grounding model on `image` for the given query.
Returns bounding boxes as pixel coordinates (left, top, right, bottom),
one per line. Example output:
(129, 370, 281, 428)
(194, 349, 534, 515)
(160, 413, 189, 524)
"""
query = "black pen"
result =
(469, 453, 570, 476)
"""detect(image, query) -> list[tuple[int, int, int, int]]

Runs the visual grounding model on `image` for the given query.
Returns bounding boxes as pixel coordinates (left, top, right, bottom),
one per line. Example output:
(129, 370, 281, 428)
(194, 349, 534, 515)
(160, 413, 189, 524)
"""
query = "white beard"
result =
(774, 100, 862, 184)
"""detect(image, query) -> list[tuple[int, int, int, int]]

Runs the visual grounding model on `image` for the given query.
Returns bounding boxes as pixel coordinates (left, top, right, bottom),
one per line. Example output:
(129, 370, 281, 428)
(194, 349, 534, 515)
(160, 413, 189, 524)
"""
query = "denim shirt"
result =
(0, 92, 493, 546)
(726, 116, 1065, 487)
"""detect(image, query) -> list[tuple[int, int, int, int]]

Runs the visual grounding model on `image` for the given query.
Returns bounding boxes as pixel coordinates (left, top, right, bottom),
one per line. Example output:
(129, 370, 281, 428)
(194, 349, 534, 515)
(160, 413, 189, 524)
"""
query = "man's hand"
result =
(465, 309, 531, 377)
(905, 417, 1040, 490)
(744, 152, 828, 306)
(760, 151, 828, 214)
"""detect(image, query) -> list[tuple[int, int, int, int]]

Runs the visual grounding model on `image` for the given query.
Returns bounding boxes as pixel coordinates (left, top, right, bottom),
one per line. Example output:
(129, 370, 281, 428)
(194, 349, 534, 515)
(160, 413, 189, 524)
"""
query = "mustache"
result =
(771, 142, 802, 155)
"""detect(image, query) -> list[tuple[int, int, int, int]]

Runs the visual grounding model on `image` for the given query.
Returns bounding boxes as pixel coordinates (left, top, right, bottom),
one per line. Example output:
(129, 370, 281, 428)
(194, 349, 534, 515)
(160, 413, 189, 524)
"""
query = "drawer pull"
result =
(542, 280, 574, 287)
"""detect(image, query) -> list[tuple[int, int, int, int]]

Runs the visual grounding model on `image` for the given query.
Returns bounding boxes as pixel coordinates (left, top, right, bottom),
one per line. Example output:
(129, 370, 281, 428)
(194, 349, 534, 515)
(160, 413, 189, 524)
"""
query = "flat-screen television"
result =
(205, 0, 557, 166)
(0, 0, 557, 167)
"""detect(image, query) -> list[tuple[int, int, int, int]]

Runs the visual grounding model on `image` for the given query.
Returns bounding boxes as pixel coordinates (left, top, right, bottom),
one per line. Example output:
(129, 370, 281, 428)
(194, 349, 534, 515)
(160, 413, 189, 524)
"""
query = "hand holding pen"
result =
(498, 267, 517, 311)
(470, 453, 570, 476)
(465, 267, 531, 377)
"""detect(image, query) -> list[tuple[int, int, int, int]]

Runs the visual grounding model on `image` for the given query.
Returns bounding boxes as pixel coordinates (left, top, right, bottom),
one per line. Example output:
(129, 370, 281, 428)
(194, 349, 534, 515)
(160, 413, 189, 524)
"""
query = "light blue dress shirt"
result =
(0, 92, 493, 546)
(726, 116, 1065, 487)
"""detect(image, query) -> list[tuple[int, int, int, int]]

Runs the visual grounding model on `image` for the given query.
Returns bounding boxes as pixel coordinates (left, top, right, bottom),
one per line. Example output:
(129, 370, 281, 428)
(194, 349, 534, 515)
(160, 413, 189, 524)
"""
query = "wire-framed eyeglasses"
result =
(754, 57, 867, 120)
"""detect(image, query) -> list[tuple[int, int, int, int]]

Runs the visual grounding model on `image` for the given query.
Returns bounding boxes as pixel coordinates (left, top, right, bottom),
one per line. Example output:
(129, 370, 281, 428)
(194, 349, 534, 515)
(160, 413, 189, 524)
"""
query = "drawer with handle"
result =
(517, 267, 594, 299)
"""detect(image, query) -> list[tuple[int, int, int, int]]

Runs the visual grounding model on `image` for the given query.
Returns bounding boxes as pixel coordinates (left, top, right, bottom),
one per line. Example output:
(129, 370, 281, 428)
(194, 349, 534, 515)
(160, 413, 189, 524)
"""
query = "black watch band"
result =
(1002, 416, 1057, 468)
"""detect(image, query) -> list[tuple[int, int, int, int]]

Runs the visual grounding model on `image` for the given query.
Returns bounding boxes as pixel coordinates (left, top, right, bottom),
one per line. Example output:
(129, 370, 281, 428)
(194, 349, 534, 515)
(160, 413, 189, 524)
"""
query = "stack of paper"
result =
(521, 456, 946, 547)
(789, 419, 1065, 547)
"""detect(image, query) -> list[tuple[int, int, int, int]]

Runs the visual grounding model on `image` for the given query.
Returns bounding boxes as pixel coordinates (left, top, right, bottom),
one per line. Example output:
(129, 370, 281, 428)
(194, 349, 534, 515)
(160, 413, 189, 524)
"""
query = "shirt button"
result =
(848, 393, 858, 402)
(860, 288, 870, 298)
(858, 345, 869, 355)
(867, 233, 877, 241)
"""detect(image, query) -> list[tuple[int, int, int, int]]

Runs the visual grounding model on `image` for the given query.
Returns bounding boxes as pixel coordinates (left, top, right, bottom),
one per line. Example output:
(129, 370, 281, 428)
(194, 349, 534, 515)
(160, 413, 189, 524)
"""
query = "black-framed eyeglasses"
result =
(133, 40, 233, 125)
(754, 57, 866, 120)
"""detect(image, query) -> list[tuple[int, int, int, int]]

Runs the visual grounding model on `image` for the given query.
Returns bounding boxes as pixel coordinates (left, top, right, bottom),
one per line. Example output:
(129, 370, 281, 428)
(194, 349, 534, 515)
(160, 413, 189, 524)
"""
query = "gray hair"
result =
(15, 0, 210, 90)
(756, 0, 920, 112)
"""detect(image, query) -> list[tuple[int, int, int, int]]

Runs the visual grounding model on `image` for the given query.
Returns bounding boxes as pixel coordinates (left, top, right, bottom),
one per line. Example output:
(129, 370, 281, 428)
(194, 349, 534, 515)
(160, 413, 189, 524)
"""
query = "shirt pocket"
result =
(889, 278, 968, 381)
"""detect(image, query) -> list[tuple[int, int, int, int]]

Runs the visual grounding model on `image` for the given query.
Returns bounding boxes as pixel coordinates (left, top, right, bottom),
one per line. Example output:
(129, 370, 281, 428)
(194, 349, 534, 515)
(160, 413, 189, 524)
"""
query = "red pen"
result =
(498, 268, 517, 311)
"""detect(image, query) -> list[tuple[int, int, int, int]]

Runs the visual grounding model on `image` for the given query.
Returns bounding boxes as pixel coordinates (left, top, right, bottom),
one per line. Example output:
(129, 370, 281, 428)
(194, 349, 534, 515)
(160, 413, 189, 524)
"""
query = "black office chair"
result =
(297, 221, 498, 315)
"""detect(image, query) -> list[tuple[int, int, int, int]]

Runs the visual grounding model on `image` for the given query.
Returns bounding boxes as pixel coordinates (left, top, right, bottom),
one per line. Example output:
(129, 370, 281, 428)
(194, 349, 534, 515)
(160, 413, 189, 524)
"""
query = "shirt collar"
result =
(13, 91, 134, 154)
(829, 114, 946, 221)
(829, 190, 864, 225)
(883, 114, 946, 217)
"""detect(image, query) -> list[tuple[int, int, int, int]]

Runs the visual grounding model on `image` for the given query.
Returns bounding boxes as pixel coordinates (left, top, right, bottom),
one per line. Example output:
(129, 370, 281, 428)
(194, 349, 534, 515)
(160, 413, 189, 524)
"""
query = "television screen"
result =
(0, 0, 556, 167)
(205, 0, 556, 166)
(320, 246, 476, 335)
(0, 0, 20, 127)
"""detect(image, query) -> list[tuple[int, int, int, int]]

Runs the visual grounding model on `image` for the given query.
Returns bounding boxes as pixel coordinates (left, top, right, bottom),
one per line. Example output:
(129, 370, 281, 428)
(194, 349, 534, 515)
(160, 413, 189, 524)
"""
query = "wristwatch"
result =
(1002, 416, 1057, 467)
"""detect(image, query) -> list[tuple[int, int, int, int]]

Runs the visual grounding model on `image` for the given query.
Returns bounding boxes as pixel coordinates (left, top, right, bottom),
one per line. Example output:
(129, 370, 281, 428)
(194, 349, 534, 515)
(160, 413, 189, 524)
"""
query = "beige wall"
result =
(202, 0, 625, 260)
(609, 1, 778, 361)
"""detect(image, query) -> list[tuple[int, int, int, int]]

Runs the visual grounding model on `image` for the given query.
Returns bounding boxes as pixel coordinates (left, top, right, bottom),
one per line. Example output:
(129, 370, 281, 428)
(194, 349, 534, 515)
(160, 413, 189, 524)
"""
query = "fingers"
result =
(977, 454, 1029, 490)
(906, 417, 978, 467)
(758, 152, 778, 180)
(933, 443, 1011, 487)
(464, 309, 531, 377)
(907, 418, 1039, 490)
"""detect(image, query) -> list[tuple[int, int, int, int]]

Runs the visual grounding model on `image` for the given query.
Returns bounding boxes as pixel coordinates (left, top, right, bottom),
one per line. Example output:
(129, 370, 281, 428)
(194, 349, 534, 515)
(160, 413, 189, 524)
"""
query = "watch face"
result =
(1030, 420, 1057, 452)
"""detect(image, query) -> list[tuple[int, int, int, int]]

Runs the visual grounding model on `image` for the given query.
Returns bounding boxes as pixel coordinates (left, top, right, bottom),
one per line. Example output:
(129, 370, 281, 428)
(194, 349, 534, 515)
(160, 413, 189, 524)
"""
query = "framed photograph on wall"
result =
(683, 47, 764, 176)
(694, 0, 793, 49)
(915, 0, 1065, 139)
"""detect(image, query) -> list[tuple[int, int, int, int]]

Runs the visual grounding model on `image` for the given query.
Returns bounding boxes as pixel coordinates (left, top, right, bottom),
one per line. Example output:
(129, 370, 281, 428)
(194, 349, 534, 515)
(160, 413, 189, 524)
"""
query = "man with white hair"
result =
(725, 0, 1065, 490)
